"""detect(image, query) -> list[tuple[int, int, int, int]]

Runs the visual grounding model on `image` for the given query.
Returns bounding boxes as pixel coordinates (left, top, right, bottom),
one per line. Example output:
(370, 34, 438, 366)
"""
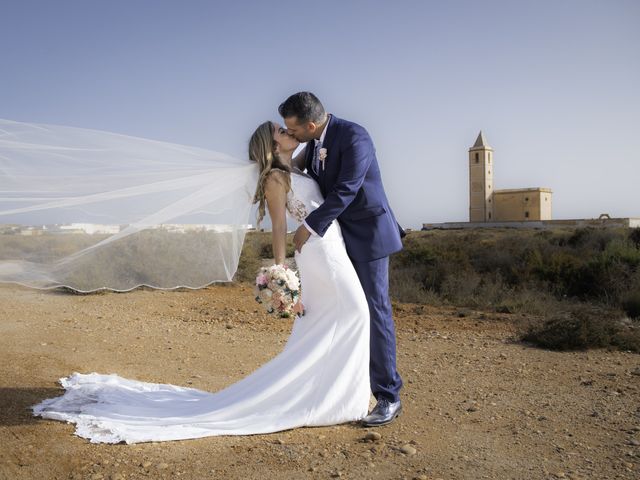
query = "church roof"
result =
(472, 131, 490, 149)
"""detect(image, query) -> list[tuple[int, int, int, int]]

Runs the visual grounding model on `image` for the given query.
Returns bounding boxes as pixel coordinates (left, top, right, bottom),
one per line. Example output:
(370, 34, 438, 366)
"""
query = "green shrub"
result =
(520, 305, 636, 351)
(622, 291, 640, 319)
(390, 228, 639, 309)
(629, 228, 640, 248)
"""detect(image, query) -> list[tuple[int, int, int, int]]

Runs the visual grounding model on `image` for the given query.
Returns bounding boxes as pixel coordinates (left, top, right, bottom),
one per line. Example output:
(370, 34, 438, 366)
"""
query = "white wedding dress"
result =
(32, 171, 372, 444)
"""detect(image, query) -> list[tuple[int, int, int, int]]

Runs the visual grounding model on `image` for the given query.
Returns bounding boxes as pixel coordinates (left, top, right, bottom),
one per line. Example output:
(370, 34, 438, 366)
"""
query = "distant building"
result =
(59, 223, 121, 234)
(19, 226, 45, 236)
(2, 223, 253, 236)
(469, 132, 552, 222)
(156, 224, 253, 233)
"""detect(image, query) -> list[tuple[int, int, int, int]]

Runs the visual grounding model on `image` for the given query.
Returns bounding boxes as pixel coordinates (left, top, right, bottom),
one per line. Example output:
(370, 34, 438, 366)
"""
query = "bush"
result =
(388, 228, 640, 312)
(232, 227, 640, 352)
(235, 231, 271, 282)
(520, 305, 638, 352)
(622, 291, 640, 320)
(567, 227, 618, 250)
(629, 228, 640, 248)
(234, 231, 296, 282)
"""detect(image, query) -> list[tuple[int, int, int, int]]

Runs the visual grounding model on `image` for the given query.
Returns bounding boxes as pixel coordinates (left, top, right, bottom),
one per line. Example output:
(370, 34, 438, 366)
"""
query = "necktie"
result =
(312, 141, 321, 175)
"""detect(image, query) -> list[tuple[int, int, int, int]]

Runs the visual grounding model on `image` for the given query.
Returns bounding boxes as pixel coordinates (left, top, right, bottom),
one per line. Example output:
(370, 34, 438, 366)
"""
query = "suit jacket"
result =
(304, 115, 403, 262)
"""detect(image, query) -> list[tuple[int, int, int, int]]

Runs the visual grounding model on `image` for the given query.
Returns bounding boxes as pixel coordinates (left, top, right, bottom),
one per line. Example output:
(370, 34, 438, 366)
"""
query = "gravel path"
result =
(0, 283, 638, 480)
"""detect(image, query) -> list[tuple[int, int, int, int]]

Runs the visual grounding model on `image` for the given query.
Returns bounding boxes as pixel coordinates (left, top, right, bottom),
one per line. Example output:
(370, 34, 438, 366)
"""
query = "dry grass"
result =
(4, 226, 639, 351)
(389, 227, 640, 352)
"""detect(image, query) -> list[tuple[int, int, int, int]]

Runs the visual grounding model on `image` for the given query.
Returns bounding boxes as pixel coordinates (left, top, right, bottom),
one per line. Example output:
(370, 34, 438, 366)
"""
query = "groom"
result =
(279, 92, 404, 427)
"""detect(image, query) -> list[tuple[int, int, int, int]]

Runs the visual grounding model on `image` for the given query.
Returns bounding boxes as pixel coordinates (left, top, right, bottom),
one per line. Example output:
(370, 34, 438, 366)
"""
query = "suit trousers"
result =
(351, 256, 403, 403)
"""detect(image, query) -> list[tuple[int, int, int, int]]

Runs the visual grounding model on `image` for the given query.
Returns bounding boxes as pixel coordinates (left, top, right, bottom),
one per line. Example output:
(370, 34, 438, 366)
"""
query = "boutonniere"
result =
(319, 148, 328, 171)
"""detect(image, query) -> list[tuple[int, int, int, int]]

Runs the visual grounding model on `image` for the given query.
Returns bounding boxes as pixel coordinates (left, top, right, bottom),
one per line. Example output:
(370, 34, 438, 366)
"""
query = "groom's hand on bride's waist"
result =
(294, 225, 312, 253)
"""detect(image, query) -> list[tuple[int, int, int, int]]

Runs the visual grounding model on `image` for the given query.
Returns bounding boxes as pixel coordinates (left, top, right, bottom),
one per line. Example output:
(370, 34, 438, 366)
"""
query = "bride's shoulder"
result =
(265, 167, 290, 179)
(264, 168, 290, 191)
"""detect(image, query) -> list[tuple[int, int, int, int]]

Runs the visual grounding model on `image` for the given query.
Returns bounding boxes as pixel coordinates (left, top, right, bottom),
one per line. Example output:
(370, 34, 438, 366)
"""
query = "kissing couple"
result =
(34, 91, 405, 443)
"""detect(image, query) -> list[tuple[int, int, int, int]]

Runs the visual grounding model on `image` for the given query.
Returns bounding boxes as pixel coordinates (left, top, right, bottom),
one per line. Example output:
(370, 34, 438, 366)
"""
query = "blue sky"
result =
(1, 0, 639, 228)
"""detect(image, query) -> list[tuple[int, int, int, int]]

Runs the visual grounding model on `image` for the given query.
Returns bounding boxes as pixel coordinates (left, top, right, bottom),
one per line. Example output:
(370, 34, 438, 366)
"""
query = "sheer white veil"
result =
(0, 119, 259, 292)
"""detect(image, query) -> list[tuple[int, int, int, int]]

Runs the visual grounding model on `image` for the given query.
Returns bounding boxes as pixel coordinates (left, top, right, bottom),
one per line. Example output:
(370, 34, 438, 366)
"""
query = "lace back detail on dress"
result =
(267, 168, 323, 225)
(287, 170, 324, 224)
(266, 168, 309, 223)
(286, 192, 308, 223)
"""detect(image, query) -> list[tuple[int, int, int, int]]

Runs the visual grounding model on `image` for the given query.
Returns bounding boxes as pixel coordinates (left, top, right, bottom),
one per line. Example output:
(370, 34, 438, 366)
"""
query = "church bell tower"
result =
(468, 131, 494, 222)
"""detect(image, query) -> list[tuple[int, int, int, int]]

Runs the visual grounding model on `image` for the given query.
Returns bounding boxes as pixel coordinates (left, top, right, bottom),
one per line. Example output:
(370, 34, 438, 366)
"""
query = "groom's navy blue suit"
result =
(303, 115, 403, 403)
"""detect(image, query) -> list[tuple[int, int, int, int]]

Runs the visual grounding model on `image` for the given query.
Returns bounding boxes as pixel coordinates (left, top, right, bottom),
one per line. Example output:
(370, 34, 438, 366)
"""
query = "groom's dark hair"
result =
(279, 92, 326, 124)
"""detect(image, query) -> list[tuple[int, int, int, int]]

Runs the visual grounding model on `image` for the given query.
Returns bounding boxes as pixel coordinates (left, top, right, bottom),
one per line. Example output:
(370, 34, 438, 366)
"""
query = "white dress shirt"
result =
(302, 115, 331, 237)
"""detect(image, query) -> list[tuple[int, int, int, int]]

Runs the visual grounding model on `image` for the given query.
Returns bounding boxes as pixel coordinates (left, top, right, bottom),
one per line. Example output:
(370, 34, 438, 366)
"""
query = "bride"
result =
(32, 121, 372, 444)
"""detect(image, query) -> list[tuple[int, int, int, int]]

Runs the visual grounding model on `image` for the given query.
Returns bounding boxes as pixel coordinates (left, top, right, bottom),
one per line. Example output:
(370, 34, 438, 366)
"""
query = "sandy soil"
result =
(0, 283, 639, 480)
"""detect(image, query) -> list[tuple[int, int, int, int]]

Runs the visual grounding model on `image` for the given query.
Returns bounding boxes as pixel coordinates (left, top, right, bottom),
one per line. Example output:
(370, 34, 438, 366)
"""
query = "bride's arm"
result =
(264, 171, 288, 265)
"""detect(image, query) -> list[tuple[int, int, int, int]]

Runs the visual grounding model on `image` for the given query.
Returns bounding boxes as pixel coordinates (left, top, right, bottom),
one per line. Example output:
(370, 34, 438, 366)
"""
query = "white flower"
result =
(319, 148, 327, 171)
(287, 271, 300, 289)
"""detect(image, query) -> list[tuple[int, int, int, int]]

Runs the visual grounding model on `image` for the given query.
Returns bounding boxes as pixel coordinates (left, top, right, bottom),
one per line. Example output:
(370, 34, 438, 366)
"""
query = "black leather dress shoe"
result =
(361, 398, 402, 427)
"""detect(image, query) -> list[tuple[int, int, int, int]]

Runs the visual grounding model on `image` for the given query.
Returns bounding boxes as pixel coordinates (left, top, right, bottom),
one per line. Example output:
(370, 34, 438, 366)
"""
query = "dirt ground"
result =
(0, 283, 639, 480)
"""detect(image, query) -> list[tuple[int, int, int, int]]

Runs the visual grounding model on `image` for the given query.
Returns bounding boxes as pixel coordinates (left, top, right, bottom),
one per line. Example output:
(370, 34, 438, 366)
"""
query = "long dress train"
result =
(32, 171, 371, 443)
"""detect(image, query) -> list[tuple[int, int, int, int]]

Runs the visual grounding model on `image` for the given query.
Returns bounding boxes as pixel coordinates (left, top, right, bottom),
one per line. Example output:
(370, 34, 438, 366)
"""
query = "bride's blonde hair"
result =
(249, 121, 292, 225)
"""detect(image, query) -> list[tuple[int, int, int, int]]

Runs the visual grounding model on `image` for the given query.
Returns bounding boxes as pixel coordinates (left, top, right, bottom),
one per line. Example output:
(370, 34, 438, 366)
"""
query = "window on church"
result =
(525, 211, 529, 218)
(475, 153, 479, 163)
(488, 212, 492, 219)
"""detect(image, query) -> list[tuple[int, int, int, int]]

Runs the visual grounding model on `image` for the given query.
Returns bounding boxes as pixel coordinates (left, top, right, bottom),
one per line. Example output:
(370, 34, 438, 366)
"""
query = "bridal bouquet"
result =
(255, 264, 301, 318)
